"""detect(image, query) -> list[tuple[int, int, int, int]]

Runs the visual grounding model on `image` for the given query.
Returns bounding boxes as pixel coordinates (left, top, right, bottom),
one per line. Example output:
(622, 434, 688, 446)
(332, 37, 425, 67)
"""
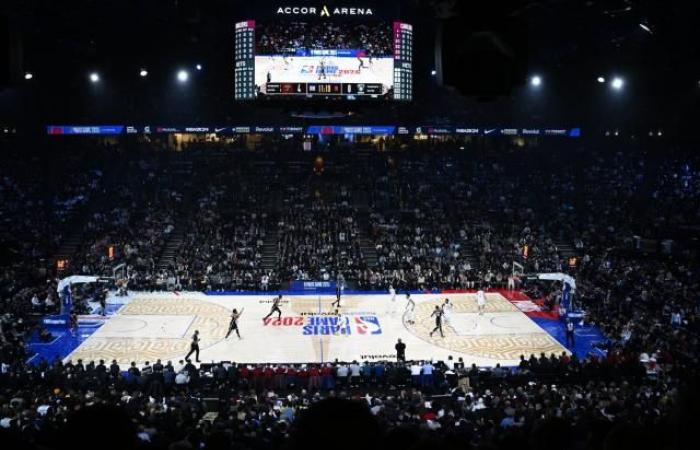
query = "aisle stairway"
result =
(260, 231, 279, 271)
(359, 237, 378, 268)
(156, 223, 186, 271)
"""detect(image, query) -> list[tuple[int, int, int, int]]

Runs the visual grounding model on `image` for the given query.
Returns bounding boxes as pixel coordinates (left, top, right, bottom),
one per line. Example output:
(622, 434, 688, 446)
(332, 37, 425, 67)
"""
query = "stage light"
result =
(24, 72, 33, 80)
(139, 69, 148, 77)
(196, 64, 202, 71)
(597, 76, 605, 83)
(611, 77, 624, 90)
(430, 69, 437, 76)
(177, 70, 189, 82)
(89, 72, 100, 83)
(530, 75, 542, 87)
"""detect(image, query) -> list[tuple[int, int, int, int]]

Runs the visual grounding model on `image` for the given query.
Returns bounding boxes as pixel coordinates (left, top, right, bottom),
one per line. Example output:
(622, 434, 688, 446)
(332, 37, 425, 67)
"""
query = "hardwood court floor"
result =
(66, 292, 567, 367)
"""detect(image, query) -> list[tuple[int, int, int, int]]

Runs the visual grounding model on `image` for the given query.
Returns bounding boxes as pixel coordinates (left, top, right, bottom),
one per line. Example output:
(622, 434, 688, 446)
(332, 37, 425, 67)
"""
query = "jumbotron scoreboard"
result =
(235, 7, 412, 101)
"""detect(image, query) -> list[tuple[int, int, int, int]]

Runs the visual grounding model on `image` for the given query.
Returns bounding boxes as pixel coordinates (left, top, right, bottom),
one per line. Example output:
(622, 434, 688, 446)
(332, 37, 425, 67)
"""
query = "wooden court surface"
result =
(67, 292, 567, 367)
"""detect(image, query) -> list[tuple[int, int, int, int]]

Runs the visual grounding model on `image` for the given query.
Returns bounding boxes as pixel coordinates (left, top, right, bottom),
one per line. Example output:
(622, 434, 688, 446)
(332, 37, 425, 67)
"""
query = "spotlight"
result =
(24, 72, 33, 80)
(89, 72, 100, 83)
(196, 64, 202, 71)
(139, 69, 148, 77)
(530, 75, 542, 87)
(611, 77, 624, 90)
(177, 70, 189, 82)
(597, 76, 605, 83)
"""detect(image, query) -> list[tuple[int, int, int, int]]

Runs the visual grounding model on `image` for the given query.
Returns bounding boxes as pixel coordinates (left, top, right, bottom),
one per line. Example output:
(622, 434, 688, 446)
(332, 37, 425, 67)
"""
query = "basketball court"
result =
(61, 291, 568, 367)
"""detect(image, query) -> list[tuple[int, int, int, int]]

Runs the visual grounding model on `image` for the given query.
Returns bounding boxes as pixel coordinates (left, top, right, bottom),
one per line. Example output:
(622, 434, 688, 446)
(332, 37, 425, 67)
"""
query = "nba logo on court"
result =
(354, 316, 382, 335)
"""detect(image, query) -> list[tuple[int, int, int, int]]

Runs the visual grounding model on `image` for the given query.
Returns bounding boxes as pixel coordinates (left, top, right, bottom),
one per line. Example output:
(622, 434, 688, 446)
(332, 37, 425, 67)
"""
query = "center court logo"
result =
(264, 314, 382, 336)
(303, 315, 382, 335)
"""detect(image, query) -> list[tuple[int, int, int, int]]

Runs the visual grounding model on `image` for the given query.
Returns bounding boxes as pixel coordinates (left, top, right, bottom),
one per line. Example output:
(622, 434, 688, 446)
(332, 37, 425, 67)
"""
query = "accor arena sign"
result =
(276, 5, 374, 16)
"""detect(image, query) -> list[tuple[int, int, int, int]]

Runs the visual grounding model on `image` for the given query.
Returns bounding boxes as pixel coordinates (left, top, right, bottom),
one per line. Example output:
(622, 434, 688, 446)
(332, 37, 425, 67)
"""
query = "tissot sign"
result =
(276, 5, 374, 16)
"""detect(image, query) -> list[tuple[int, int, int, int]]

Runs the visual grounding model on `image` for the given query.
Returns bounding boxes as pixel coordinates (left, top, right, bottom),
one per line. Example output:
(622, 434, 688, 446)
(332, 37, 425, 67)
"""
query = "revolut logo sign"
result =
(276, 5, 374, 16)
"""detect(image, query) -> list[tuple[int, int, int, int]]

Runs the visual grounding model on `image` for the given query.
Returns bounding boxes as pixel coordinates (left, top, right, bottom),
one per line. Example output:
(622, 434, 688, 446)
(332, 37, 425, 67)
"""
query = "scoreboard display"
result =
(234, 20, 255, 100)
(235, 18, 412, 101)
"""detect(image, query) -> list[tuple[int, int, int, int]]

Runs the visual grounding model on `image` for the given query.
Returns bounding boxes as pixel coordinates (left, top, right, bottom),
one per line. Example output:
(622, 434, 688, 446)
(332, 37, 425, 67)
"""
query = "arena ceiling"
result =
(0, 0, 698, 128)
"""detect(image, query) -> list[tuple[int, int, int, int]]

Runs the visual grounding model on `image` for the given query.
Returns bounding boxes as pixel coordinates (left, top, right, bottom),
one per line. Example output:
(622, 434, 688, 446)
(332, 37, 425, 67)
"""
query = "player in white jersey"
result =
(404, 293, 415, 324)
(441, 298, 453, 328)
(389, 285, 396, 313)
(476, 289, 486, 315)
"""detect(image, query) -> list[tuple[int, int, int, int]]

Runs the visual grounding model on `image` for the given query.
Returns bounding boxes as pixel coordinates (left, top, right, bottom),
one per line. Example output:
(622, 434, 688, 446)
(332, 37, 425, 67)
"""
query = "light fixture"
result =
(611, 77, 624, 90)
(177, 70, 189, 82)
(597, 76, 605, 83)
(139, 69, 148, 77)
(196, 64, 202, 71)
(89, 72, 100, 83)
(530, 75, 542, 87)
(24, 72, 33, 80)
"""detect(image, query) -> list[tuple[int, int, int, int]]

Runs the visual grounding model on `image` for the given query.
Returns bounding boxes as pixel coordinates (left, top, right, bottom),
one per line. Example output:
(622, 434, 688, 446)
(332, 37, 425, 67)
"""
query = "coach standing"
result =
(395, 339, 406, 362)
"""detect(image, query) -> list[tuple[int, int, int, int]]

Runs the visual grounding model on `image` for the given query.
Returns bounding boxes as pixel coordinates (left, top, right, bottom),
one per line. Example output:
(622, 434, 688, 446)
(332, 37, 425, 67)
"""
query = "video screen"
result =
(235, 20, 412, 101)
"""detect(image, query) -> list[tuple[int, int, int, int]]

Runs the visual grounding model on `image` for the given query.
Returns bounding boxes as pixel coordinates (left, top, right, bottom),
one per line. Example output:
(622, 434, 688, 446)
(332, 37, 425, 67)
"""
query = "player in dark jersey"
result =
(226, 308, 244, 339)
(429, 305, 444, 338)
(318, 59, 327, 80)
(184, 330, 201, 362)
(332, 284, 342, 308)
(263, 294, 283, 320)
(69, 311, 78, 337)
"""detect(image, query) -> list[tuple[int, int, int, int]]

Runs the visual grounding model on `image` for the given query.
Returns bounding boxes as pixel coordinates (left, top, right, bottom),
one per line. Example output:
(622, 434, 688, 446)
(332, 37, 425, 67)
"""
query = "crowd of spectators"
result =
(1, 140, 699, 449)
(277, 182, 364, 281)
(0, 350, 693, 450)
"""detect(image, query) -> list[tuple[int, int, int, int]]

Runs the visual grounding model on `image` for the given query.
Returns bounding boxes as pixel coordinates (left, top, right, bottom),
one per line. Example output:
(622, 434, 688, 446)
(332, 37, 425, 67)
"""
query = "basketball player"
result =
(404, 293, 415, 325)
(442, 298, 453, 328)
(264, 295, 283, 320)
(318, 59, 327, 80)
(389, 285, 396, 313)
(184, 330, 201, 362)
(226, 308, 244, 339)
(332, 308, 344, 336)
(477, 288, 486, 316)
(332, 284, 342, 308)
(357, 54, 366, 70)
(429, 305, 444, 338)
(98, 289, 107, 317)
(69, 311, 78, 337)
